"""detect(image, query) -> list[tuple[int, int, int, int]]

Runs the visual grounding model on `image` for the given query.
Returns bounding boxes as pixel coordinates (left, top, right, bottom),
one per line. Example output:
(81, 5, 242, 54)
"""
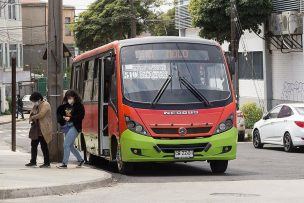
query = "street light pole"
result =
(47, 0, 64, 162)
(130, 0, 136, 38)
(11, 56, 16, 152)
(230, 0, 239, 108)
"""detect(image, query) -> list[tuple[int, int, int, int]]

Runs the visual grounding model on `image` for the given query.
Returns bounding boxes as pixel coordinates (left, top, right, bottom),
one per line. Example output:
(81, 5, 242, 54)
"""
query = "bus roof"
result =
(73, 37, 218, 64)
(118, 36, 218, 47)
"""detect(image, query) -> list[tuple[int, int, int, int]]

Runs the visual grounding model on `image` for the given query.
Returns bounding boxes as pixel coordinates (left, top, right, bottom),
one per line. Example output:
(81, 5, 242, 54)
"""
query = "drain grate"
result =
(210, 193, 260, 197)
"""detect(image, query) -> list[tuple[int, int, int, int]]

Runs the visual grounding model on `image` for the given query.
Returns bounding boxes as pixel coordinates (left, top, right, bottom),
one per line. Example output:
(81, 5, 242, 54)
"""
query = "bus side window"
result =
(83, 60, 94, 102)
(92, 58, 99, 102)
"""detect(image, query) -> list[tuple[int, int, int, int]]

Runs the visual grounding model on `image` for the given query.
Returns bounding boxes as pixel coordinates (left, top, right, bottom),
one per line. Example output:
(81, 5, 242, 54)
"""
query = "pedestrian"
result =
(57, 90, 85, 169)
(25, 92, 53, 168)
(16, 95, 24, 119)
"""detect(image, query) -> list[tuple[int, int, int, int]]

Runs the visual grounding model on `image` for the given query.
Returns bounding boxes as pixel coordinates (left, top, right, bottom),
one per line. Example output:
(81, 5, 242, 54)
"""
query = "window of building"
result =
(65, 17, 71, 36)
(8, 0, 17, 20)
(0, 44, 3, 68)
(238, 51, 263, 80)
(0, 2, 2, 17)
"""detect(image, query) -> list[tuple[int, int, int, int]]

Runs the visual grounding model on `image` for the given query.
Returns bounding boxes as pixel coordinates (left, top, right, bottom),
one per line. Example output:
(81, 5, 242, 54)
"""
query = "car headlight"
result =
(215, 114, 234, 134)
(125, 116, 149, 136)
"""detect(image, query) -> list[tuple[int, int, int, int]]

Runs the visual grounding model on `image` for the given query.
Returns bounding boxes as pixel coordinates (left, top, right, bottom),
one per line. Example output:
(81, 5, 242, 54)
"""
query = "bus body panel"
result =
(120, 128, 237, 162)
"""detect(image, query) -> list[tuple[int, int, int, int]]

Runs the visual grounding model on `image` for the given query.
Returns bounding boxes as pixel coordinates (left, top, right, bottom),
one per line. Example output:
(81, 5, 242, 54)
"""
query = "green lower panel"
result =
(120, 128, 237, 162)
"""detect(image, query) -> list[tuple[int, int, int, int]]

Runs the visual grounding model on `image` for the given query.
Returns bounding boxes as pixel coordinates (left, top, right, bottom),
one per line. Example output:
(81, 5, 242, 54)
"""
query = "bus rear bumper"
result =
(120, 128, 237, 162)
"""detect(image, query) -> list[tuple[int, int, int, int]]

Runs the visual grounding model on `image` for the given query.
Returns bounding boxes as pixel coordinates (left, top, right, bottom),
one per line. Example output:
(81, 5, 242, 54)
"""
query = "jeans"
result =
(16, 107, 24, 119)
(30, 136, 50, 165)
(62, 126, 83, 165)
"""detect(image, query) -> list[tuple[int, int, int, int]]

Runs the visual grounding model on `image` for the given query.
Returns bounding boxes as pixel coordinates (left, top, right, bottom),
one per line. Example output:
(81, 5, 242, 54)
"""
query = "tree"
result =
(148, 8, 179, 36)
(189, 0, 272, 48)
(74, 0, 163, 51)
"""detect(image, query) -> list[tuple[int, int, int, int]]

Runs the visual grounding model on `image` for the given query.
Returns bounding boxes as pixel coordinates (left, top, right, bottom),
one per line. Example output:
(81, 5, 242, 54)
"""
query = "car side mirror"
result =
(263, 114, 270, 120)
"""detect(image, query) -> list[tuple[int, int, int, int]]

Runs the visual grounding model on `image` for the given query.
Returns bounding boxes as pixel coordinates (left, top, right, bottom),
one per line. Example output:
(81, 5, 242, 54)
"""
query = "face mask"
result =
(32, 101, 39, 106)
(68, 99, 74, 105)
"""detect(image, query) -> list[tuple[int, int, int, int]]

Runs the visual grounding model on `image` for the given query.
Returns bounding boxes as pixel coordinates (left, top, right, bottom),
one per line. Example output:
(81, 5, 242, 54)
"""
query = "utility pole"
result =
(11, 56, 16, 152)
(130, 0, 136, 38)
(47, 0, 64, 162)
(230, 0, 239, 108)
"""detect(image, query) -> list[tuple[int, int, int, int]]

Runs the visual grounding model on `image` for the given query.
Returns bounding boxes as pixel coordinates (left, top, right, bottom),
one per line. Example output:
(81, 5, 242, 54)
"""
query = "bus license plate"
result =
(174, 150, 194, 159)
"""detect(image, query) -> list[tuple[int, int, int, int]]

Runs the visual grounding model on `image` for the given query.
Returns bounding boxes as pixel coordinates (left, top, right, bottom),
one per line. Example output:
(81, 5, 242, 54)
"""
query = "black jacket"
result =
(57, 102, 85, 132)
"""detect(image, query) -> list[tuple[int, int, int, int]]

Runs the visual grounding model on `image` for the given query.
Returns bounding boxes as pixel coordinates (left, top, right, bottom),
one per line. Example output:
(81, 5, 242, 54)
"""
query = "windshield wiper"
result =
(179, 77, 212, 107)
(151, 75, 172, 107)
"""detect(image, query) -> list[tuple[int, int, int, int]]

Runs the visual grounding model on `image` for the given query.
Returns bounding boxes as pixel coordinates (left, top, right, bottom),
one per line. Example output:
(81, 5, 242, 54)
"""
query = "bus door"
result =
(98, 54, 115, 157)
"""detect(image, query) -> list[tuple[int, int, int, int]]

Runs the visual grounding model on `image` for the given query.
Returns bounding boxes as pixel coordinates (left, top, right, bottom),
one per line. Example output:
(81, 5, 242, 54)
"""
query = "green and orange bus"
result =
(72, 37, 237, 174)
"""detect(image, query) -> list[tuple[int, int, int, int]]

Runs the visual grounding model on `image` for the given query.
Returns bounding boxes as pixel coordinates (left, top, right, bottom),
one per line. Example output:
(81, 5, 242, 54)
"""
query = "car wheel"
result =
(209, 160, 228, 174)
(253, 129, 264, 149)
(238, 131, 245, 142)
(116, 144, 134, 175)
(283, 132, 294, 152)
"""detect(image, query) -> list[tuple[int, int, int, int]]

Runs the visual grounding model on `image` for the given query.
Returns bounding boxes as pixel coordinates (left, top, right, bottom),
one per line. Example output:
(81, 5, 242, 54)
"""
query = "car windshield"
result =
(121, 43, 231, 105)
(296, 107, 304, 115)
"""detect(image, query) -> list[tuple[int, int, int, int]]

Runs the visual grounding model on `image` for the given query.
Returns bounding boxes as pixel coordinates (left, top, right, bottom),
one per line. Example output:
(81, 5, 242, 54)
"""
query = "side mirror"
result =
(225, 55, 235, 75)
(104, 56, 115, 77)
(263, 114, 269, 120)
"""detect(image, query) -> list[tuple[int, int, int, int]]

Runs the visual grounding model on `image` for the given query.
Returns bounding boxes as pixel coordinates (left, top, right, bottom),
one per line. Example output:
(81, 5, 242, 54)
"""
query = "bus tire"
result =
(209, 160, 228, 174)
(116, 144, 134, 175)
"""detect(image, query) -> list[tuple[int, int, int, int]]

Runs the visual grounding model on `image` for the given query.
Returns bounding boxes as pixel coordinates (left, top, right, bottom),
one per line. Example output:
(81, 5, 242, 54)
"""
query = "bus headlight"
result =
(215, 114, 234, 134)
(125, 116, 149, 136)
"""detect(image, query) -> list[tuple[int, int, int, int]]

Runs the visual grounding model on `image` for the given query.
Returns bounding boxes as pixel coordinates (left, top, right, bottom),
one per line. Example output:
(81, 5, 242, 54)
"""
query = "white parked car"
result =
(252, 103, 304, 152)
(237, 110, 245, 141)
(22, 95, 33, 113)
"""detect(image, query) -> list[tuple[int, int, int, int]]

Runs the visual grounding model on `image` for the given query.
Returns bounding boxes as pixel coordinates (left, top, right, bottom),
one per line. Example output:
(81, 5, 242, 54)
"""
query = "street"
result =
(1, 121, 304, 202)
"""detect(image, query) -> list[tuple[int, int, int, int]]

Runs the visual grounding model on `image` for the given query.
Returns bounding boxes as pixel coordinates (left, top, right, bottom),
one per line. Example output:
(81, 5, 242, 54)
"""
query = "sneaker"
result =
(39, 163, 50, 168)
(56, 164, 67, 169)
(25, 162, 36, 167)
(77, 160, 85, 168)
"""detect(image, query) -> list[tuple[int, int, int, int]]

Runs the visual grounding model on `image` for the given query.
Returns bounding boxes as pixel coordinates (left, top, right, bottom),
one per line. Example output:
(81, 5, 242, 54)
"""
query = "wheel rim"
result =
(284, 135, 291, 150)
(116, 145, 123, 171)
(253, 131, 260, 147)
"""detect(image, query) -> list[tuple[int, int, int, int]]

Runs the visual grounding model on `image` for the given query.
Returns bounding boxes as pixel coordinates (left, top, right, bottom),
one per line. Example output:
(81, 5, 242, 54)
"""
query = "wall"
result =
(271, 50, 304, 106)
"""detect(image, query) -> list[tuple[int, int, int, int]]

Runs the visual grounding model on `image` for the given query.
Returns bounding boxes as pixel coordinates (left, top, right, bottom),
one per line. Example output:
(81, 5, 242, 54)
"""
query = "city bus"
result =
(72, 37, 237, 174)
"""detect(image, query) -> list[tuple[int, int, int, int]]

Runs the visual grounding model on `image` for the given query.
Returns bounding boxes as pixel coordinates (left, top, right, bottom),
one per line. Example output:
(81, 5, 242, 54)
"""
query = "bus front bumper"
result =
(120, 128, 237, 162)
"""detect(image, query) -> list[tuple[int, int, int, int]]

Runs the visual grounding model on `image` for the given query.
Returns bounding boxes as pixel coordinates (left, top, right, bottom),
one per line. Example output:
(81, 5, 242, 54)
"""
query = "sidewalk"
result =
(0, 140, 112, 200)
(0, 114, 30, 125)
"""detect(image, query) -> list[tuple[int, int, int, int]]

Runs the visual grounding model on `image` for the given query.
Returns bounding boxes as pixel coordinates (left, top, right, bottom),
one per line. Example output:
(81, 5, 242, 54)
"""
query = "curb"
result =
(0, 173, 112, 200)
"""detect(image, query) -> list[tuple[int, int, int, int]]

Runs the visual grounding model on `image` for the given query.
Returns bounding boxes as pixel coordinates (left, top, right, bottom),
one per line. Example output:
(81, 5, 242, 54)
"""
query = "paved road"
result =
(1, 120, 304, 183)
(2, 121, 304, 202)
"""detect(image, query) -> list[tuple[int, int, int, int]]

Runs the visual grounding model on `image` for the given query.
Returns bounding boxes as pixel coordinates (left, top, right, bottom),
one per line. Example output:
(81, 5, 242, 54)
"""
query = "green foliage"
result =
(189, 0, 272, 44)
(74, 0, 163, 51)
(148, 8, 179, 36)
(241, 103, 263, 129)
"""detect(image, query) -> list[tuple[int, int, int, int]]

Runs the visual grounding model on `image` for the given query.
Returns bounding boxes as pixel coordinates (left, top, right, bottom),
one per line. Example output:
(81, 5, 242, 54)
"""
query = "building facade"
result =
(0, 0, 29, 113)
(21, 1, 75, 76)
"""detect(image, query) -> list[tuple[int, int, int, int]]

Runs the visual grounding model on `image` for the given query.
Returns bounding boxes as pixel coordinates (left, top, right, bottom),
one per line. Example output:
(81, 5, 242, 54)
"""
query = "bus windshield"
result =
(121, 43, 231, 106)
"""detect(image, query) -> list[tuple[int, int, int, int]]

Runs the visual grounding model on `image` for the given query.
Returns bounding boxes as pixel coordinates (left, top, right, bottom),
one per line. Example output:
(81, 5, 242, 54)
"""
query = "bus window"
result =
(92, 58, 99, 102)
(83, 60, 94, 102)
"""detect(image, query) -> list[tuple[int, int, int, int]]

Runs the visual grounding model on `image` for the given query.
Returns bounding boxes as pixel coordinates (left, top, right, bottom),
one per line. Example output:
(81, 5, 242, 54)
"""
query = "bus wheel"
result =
(116, 144, 134, 175)
(209, 160, 228, 174)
